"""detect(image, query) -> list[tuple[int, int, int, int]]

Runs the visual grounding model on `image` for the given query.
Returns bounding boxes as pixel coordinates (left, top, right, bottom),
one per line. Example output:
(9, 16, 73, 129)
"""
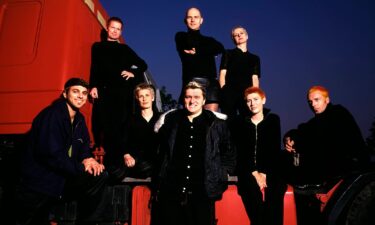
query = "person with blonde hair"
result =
(284, 85, 368, 225)
(154, 81, 236, 225)
(219, 26, 260, 119)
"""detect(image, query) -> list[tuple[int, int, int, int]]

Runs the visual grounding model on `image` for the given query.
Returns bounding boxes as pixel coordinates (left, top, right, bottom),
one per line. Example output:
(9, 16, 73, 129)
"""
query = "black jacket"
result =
(285, 103, 367, 184)
(155, 109, 236, 200)
(234, 109, 282, 177)
(19, 99, 92, 197)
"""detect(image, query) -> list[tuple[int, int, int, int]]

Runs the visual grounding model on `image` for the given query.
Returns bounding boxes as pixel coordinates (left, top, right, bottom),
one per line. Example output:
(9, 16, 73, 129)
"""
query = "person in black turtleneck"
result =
(219, 26, 261, 120)
(89, 17, 148, 173)
(283, 85, 369, 225)
(175, 7, 224, 112)
(233, 87, 286, 225)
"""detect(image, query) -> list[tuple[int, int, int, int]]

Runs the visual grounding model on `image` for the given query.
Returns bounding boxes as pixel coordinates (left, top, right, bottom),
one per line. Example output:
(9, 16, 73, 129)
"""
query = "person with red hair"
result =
(233, 86, 286, 225)
(283, 85, 368, 225)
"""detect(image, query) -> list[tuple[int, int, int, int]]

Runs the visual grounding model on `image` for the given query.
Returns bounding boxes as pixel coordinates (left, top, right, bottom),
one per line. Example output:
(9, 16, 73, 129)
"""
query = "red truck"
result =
(0, 0, 374, 225)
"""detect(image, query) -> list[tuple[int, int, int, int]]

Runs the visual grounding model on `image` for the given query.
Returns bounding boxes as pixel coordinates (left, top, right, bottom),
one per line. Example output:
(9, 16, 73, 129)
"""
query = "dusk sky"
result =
(100, 0, 375, 138)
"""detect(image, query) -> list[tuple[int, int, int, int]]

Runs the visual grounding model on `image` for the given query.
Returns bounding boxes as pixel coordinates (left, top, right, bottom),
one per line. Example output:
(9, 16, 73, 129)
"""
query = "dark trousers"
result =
(16, 171, 108, 225)
(158, 192, 215, 225)
(220, 87, 249, 120)
(239, 177, 264, 225)
(263, 178, 287, 225)
(91, 87, 134, 164)
(294, 193, 323, 225)
(239, 175, 286, 225)
(15, 187, 55, 225)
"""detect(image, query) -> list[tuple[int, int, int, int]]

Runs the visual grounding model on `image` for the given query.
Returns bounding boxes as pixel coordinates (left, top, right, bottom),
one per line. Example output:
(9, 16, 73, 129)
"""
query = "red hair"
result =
(243, 86, 266, 100)
(308, 86, 329, 98)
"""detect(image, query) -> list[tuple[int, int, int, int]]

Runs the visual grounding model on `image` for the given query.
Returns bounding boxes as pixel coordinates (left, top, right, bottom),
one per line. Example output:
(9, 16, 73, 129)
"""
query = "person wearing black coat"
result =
(16, 78, 107, 225)
(233, 87, 286, 225)
(153, 81, 236, 225)
(283, 85, 368, 225)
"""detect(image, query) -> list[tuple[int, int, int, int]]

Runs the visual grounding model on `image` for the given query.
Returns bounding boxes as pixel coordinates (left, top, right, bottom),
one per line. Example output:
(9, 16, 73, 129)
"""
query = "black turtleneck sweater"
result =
(89, 40, 147, 89)
(175, 29, 224, 83)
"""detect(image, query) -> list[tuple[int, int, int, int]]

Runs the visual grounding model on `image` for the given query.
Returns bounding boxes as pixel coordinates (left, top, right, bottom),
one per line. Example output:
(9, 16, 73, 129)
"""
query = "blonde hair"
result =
(134, 83, 155, 98)
(308, 86, 329, 99)
(184, 81, 206, 99)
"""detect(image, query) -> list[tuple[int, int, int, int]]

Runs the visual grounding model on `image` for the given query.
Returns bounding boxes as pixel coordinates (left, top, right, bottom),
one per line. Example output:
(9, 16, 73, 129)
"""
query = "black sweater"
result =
(175, 29, 224, 83)
(234, 109, 282, 176)
(89, 40, 147, 89)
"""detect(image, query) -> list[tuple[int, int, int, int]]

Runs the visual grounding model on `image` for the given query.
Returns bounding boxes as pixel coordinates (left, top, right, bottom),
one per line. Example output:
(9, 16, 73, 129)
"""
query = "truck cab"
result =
(0, 0, 374, 225)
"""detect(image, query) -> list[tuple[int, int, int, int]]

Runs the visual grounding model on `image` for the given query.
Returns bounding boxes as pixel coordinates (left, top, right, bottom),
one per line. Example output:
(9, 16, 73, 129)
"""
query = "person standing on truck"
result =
(175, 7, 224, 112)
(153, 81, 236, 225)
(89, 16, 148, 175)
(233, 87, 286, 225)
(219, 26, 261, 120)
(283, 85, 369, 225)
(16, 78, 107, 225)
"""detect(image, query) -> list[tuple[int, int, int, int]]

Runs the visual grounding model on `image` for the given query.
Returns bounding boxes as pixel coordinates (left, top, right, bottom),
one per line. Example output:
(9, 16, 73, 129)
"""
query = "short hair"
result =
(243, 86, 266, 100)
(134, 83, 155, 98)
(64, 77, 89, 90)
(308, 86, 329, 99)
(107, 16, 123, 28)
(185, 7, 202, 19)
(231, 26, 248, 37)
(184, 81, 206, 99)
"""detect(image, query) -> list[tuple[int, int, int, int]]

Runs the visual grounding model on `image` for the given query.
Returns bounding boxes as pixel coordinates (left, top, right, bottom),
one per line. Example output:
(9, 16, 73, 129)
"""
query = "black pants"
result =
(107, 159, 154, 184)
(158, 192, 215, 225)
(239, 175, 286, 225)
(220, 86, 249, 120)
(91, 87, 134, 165)
(294, 193, 323, 225)
(15, 171, 108, 225)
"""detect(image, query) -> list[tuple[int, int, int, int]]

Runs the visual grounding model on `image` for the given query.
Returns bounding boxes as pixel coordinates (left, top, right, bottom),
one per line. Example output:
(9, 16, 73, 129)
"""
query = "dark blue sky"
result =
(100, 0, 375, 138)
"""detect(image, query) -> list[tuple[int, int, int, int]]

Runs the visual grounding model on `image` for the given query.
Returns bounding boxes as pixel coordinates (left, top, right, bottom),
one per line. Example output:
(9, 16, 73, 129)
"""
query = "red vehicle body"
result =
(0, 0, 374, 225)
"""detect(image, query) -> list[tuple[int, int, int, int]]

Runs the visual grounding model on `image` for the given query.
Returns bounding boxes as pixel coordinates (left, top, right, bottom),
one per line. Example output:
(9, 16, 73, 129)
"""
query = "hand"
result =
(121, 70, 135, 80)
(252, 171, 267, 190)
(124, 154, 136, 168)
(184, 48, 196, 55)
(90, 88, 99, 99)
(284, 136, 295, 152)
(82, 157, 105, 176)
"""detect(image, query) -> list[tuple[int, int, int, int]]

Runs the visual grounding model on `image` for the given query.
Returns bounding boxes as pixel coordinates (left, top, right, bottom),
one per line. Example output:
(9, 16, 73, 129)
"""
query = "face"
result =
(232, 28, 248, 45)
(184, 88, 205, 116)
(136, 89, 154, 110)
(63, 85, 88, 110)
(308, 91, 330, 114)
(107, 20, 122, 41)
(185, 8, 203, 30)
(246, 92, 266, 115)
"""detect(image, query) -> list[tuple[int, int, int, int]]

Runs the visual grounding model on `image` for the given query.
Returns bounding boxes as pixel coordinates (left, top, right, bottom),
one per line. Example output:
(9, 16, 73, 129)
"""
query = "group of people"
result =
(15, 6, 370, 225)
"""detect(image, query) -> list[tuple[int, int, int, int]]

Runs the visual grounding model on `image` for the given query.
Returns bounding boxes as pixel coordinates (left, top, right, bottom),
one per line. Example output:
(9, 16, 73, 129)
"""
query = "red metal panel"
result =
(216, 185, 249, 225)
(0, 0, 108, 135)
(131, 185, 151, 225)
(284, 185, 297, 225)
(215, 185, 297, 225)
(0, 0, 41, 66)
